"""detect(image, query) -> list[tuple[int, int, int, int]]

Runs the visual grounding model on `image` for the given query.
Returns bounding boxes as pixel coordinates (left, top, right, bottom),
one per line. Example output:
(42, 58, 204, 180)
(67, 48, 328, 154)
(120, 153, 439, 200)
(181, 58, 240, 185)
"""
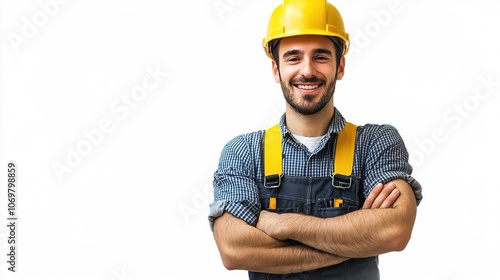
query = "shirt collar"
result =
(278, 107, 347, 137)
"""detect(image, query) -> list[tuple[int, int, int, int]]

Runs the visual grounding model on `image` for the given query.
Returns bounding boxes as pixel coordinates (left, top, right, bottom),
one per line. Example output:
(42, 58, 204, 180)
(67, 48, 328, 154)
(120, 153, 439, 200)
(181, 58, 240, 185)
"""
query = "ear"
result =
(272, 60, 280, 83)
(336, 56, 346, 80)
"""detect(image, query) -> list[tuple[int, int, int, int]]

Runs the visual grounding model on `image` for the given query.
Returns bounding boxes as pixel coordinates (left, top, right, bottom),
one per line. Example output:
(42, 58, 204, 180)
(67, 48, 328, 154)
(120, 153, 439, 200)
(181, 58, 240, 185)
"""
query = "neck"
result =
(285, 104, 334, 137)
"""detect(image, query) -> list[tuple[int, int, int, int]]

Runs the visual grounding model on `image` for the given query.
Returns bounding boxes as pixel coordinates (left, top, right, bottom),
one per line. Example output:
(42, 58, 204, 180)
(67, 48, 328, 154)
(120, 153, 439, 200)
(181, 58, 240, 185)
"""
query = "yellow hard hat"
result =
(262, 0, 350, 58)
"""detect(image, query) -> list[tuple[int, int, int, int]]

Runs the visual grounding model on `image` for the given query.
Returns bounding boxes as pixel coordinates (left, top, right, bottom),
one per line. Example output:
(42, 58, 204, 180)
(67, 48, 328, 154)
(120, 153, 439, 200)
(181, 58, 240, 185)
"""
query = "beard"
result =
(280, 75, 337, 115)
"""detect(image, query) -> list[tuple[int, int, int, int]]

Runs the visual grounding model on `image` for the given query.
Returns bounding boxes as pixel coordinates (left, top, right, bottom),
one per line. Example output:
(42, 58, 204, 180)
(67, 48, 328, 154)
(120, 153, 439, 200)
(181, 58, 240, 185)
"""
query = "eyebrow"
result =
(314, 48, 332, 56)
(282, 49, 302, 58)
(282, 48, 332, 59)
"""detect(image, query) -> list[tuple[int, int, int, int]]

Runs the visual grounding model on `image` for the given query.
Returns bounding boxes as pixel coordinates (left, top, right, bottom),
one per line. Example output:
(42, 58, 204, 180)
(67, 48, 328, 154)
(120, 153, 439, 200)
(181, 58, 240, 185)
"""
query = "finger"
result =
(371, 182, 397, 208)
(256, 211, 268, 230)
(380, 187, 400, 208)
(363, 183, 383, 209)
(258, 210, 270, 219)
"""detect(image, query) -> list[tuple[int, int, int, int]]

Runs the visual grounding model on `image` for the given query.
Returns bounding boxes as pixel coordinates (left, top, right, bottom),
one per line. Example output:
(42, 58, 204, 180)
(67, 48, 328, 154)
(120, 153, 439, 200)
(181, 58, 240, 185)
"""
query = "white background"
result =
(1, 0, 500, 279)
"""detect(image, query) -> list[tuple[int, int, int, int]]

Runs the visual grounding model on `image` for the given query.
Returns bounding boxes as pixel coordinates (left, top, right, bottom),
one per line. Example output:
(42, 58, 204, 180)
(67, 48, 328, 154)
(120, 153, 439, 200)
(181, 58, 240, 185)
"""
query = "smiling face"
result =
(272, 35, 345, 116)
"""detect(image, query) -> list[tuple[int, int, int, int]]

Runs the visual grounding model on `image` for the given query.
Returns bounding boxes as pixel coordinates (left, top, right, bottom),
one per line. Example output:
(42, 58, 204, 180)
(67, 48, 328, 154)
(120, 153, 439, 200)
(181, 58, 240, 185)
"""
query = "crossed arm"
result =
(214, 211, 349, 274)
(256, 179, 417, 258)
(212, 179, 415, 273)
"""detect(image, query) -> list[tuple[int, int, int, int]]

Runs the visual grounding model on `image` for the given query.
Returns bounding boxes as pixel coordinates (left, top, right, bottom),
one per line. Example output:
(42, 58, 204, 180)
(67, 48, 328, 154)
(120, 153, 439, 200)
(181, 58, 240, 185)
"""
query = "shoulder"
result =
(356, 123, 405, 146)
(357, 123, 401, 136)
(222, 130, 265, 153)
(218, 130, 265, 164)
(354, 123, 409, 159)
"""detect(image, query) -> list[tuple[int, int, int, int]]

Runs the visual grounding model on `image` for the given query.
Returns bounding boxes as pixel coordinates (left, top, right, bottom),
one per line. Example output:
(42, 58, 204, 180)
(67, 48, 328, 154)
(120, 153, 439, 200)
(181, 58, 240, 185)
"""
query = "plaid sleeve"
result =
(362, 125, 423, 205)
(208, 133, 261, 231)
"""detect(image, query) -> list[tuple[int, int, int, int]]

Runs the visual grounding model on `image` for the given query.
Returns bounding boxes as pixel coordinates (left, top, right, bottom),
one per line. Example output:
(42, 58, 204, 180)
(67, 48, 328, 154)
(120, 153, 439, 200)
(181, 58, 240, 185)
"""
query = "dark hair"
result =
(271, 37, 343, 70)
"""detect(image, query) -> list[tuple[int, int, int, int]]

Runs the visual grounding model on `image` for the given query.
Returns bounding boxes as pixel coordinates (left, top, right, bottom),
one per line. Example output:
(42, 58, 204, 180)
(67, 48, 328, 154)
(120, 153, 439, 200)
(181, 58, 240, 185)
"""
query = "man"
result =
(208, 0, 423, 279)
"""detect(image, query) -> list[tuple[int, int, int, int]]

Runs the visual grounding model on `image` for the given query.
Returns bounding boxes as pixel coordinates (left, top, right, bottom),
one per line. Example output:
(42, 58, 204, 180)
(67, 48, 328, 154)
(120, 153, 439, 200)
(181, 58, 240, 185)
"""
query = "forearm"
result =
(287, 207, 411, 257)
(273, 179, 417, 258)
(213, 212, 349, 274)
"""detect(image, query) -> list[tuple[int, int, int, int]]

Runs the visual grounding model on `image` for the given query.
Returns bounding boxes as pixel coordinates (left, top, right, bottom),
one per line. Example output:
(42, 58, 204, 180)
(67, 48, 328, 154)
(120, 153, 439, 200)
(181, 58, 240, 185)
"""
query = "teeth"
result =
(297, 84, 319, 90)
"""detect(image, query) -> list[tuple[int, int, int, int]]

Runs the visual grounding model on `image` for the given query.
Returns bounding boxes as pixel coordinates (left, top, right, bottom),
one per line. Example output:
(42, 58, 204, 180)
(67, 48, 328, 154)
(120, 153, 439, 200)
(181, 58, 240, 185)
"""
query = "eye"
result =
(315, 56, 330, 61)
(285, 57, 301, 64)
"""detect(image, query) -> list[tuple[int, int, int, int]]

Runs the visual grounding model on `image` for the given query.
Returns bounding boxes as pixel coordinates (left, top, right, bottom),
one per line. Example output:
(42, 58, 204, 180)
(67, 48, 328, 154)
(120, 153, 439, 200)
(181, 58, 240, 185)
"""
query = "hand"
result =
(256, 210, 289, 240)
(362, 181, 400, 209)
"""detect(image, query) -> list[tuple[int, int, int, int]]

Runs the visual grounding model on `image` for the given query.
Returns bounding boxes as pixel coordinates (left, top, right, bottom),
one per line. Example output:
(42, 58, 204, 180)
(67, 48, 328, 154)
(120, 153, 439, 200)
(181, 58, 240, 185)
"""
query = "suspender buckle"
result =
(332, 174, 352, 189)
(264, 174, 282, 188)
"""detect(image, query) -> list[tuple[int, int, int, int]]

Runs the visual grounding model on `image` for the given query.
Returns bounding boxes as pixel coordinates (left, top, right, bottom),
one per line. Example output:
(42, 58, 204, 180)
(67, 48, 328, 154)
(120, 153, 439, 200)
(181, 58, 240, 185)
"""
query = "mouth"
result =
(293, 83, 323, 95)
(295, 84, 322, 90)
(290, 77, 325, 94)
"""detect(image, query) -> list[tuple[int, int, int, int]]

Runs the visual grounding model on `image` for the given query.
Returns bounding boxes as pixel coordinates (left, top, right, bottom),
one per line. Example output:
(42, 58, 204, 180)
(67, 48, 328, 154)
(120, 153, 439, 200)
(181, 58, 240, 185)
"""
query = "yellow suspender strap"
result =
(263, 124, 281, 209)
(332, 122, 357, 178)
(264, 124, 282, 182)
(264, 121, 357, 183)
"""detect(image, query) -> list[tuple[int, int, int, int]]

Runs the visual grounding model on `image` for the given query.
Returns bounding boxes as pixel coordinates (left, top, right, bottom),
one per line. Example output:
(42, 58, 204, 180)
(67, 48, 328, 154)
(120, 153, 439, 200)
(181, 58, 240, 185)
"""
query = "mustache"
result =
(290, 76, 325, 84)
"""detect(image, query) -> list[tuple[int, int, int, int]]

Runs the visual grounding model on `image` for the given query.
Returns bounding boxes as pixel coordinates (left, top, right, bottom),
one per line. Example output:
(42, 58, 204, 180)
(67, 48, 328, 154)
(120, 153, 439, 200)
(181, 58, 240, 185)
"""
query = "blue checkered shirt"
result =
(209, 108, 423, 230)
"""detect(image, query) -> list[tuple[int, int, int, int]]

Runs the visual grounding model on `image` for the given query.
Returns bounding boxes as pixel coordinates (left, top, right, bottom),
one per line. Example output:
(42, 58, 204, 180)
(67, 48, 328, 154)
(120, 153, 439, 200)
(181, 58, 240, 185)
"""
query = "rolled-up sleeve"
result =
(208, 134, 261, 231)
(363, 125, 423, 205)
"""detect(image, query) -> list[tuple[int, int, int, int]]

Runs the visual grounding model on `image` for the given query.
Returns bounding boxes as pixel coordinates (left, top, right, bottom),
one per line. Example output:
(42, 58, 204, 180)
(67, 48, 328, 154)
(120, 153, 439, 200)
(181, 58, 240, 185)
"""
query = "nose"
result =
(299, 57, 317, 78)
